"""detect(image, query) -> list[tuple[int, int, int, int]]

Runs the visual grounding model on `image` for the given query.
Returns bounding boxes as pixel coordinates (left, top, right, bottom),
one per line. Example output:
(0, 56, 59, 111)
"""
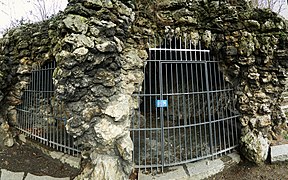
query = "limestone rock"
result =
(73, 47, 89, 56)
(0, 122, 14, 147)
(64, 34, 94, 48)
(91, 85, 116, 97)
(104, 94, 130, 122)
(76, 153, 129, 180)
(240, 131, 269, 164)
(115, 133, 133, 161)
(93, 118, 125, 145)
(202, 30, 212, 47)
(120, 50, 145, 70)
(226, 46, 238, 56)
(83, 0, 103, 9)
(63, 14, 88, 34)
(0, 91, 3, 101)
(82, 106, 102, 122)
(96, 41, 117, 52)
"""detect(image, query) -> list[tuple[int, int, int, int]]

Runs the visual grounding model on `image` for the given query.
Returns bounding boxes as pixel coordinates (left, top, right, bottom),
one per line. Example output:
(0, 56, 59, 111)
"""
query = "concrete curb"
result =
(19, 134, 81, 169)
(139, 152, 241, 180)
(0, 169, 69, 180)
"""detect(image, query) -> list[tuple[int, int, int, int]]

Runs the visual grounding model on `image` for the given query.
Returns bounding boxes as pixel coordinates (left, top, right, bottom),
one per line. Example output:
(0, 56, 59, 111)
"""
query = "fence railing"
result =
(16, 61, 80, 156)
(130, 36, 240, 173)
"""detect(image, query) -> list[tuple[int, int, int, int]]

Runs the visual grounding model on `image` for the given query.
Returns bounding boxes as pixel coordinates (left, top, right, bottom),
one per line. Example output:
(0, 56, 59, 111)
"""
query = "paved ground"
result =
(138, 152, 241, 180)
(0, 152, 240, 180)
(0, 169, 69, 180)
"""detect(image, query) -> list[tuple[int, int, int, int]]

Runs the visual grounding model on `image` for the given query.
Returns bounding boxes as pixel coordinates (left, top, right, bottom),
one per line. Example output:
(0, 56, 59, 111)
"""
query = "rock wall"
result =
(53, 1, 146, 179)
(0, 0, 288, 179)
(130, 0, 288, 164)
(0, 17, 65, 147)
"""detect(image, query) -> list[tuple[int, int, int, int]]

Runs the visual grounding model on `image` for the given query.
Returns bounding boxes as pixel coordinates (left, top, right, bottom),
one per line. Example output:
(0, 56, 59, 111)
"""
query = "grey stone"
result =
(240, 131, 269, 164)
(202, 30, 212, 47)
(16, 65, 32, 74)
(120, 50, 145, 70)
(25, 173, 69, 180)
(271, 144, 288, 162)
(0, 91, 3, 101)
(226, 46, 238, 56)
(63, 14, 88, 34)
(49, 151, 81, 169)
(91, 85, 115, 97)
(104, 94, 130, 122)
(138, 165, 187, 180)
(18, 134, 26, 143)
(227, 152, 241, 164)
(82, 0, 103, 8)
(115, 1, 132, 16)
(73, 47, 89, 56)
(93, 69, 115, 87)
(64, 34, 94, 48)
(89, 26, 100, 37)
(115, 133, 133, 161)
(1, 169, 24, 180)
(244, 20, 260, 30)
(87, 153, 127, 180)
(93, 118, 125, 145)
(2, 0, 288, 179)
(186, 159, 224, 179)
(95, 41, 117, 52)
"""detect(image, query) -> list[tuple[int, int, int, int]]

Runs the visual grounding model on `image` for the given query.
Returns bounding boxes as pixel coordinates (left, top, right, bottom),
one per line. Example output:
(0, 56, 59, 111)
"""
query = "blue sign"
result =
(156, 100, 168, 108)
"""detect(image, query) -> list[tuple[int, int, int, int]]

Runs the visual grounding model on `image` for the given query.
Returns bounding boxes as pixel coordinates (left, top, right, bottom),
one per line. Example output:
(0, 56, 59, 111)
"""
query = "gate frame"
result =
(131, 36, 240, 173)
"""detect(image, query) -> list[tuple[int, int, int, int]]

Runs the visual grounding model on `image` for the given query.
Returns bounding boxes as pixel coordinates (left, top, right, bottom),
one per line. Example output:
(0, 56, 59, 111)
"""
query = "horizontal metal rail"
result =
(149, 48, 210, 53)
(132, 88, 235, 97)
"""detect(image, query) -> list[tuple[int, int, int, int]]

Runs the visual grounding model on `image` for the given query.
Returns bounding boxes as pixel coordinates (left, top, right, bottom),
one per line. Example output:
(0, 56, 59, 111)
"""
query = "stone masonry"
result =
(0, 0, 288, 179)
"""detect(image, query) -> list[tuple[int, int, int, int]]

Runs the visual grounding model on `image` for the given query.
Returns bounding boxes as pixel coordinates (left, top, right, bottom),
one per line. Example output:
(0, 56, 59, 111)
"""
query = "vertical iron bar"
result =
(194, 43, 202, 157)
(221, 66, 231, 152)
(30, 70, 34, 138)
(205, 52, 214, 158)
(159, 37, 165, 172)
(154, 37, 159, 172)
(190, 40, 198, 158)
(185, 37, 193, 160)
(199, 43, 208, 157)
(32, 69, 35, 140)
(149, 38, 153, 172)
(179, 37, 188, 161)
(217, 60, 226, 153)
(164, 38, 171, 165)
(208, 59, 217, 156)
(170, 38, 176, 164)
(143, 42, 147, 172)
(213, 61, 222, 154)
(174, 36, 182, 162)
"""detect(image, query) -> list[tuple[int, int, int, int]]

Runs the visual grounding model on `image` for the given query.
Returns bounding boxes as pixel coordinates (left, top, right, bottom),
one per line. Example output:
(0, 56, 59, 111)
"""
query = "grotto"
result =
(1, 0, 288, 179)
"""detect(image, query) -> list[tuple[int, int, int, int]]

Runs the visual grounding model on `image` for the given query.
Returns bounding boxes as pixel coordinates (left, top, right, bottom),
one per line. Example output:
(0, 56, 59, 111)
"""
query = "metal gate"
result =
(130, 37, 240, 173)
(16, 61, 80, 156)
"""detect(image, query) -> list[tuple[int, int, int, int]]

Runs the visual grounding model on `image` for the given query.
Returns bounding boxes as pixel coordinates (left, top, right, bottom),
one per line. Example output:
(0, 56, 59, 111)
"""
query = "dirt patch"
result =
(2, 138, 288, 180)
(206, 158, 288, 180)
(0, 140, 80, 179)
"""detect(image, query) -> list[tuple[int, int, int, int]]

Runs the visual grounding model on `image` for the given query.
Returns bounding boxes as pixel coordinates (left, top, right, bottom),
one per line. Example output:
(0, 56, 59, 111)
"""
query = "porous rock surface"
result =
(0, 0, 288, 179)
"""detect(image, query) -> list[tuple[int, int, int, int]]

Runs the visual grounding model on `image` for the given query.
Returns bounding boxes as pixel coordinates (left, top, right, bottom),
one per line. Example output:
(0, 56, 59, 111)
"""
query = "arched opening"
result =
(131, 36, 240, 173)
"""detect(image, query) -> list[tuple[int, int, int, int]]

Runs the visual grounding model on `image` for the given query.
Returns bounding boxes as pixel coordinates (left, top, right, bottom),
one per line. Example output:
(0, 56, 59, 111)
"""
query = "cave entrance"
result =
(131, 37, 240, 172)
(16, 61, 80, 156)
